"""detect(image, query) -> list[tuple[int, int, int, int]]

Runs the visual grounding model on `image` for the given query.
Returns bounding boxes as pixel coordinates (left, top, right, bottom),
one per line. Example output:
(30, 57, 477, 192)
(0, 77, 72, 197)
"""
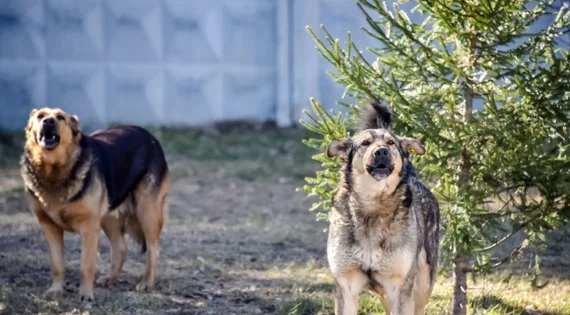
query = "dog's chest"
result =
(42, 202, 101, 232)
(353, 240, 414, 276)
(28, 182, 107, 232)
(33, 188, 69, 207)
(44, 206, 72, 229)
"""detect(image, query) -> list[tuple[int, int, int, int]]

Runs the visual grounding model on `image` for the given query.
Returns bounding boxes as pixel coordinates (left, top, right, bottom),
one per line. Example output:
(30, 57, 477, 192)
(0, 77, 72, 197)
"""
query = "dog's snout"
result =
(43, 118, 55, 126)
(374, 147, 389, 157)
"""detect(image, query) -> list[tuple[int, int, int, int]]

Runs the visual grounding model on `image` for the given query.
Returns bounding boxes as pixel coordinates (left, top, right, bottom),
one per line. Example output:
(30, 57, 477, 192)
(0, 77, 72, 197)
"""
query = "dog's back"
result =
(86, 125, 169, 292)
(411, 179, 440, 283)
(88, 126, 168, 210)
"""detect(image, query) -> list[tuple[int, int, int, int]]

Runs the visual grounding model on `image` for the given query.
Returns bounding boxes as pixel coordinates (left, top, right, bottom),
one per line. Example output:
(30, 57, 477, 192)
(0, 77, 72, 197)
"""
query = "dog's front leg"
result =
(78, 221, 100, 301)
(377, 276, 414, 315)
(36, 213, 65, 297)
(333, 270, 368, 315)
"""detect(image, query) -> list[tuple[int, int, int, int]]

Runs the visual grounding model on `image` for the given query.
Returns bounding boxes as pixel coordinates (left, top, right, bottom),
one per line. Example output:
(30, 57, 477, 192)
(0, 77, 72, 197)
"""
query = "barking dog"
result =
(326, 100, 440, 315)
(20, 108, 169, 301)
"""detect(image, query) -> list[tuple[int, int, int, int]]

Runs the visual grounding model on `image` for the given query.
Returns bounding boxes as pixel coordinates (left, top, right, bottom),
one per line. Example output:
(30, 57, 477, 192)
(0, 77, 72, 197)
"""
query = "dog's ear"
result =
(327, 138, 353, 160)
(400, 137, 426, 155)
(25, 109, 38, 137)
(69, 115, 81, 137)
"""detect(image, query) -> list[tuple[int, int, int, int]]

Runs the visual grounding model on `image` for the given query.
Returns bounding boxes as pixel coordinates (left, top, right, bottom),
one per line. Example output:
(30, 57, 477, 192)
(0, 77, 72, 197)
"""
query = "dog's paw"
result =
(135, 280, 154, 292)
(78, 287, 94, 302)
(43, 283, 64, 299)
(97, 275, 119, 287)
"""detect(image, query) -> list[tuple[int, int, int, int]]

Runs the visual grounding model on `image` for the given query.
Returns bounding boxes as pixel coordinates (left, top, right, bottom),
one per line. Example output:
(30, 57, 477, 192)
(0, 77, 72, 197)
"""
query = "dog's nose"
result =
(43, 118, 55, 126)
(374, 147, 389, 157)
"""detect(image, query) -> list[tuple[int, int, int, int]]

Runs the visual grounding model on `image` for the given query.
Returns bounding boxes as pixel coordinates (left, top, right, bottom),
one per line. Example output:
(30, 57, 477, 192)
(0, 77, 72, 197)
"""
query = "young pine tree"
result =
(299, 1, 570, 314)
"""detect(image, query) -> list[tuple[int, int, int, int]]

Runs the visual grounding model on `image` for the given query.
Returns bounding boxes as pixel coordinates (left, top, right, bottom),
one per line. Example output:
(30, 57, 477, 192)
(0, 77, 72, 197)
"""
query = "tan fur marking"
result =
(351, 132, 405, 209)
(34, 207, 66, 296)
(34, 178, 105, 232)
(351, 144, 404, 215)
(25, 108, 81, 171)
(98, 214, 128, 286)
(135, 173, 169, 291)
(78, 217, 101, 301)
(413, 249, 432, 315)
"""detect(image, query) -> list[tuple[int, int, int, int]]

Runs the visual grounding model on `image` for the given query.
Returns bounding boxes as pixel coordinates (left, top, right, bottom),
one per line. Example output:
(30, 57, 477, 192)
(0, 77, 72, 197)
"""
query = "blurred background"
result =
(2, 0, 566, 131)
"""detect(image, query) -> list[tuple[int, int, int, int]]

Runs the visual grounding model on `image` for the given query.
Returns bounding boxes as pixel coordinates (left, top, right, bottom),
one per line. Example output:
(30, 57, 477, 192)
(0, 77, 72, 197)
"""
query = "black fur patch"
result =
(88, 125, 168, 210)
(401, 184, 413, 209)
(358, 98, 392, 130)
(68, 138, 93, 202)
(69, 168, 92, 203)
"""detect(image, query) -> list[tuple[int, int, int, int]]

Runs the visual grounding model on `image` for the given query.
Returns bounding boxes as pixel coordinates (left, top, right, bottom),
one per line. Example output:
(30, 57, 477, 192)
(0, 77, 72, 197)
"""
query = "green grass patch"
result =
(150, 126, 316, 162)
(0, 126, 321, 182)
(151, 126, 319, 181)
(254, 264, 570, 315)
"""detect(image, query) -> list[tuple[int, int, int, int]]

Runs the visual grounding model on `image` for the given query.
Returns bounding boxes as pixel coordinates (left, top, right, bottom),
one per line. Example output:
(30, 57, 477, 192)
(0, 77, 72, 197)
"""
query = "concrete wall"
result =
(0, 0, 566, 130)
(0, 0, 283, 130)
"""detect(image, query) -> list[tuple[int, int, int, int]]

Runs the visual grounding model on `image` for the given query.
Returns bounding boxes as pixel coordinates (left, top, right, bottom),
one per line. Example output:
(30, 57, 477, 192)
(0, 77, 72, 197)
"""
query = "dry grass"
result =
(0, 127, 569, 315)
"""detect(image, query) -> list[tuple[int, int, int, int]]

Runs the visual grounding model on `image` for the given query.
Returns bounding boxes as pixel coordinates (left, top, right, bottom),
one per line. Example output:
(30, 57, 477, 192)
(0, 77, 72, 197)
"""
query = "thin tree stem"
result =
(453, 30, 476, 315)
(453, 256, 469, 315)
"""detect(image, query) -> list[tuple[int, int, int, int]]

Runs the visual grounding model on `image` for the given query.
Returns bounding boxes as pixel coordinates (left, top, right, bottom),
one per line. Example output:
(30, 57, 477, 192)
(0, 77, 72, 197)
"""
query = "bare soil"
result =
(0, 128, 568, 315)
(0, 128, 331, 315)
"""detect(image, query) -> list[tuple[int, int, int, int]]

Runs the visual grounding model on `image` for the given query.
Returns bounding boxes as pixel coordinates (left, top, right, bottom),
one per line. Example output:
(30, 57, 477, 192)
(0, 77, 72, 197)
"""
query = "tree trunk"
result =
(452, 256, 468, 315)
(452, 31, 475, 315)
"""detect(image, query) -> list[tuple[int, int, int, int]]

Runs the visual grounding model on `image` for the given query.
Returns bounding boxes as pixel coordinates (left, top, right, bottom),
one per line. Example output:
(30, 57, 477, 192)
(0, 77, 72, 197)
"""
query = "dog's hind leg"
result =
(333, 270, 368, 315)
(98, 213, 127, 286)
(134, 174, 168, 291)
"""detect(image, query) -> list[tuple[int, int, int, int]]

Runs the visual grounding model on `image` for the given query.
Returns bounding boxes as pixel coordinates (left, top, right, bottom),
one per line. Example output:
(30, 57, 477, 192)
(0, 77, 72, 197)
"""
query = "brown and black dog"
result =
(20, 108, 169, 301)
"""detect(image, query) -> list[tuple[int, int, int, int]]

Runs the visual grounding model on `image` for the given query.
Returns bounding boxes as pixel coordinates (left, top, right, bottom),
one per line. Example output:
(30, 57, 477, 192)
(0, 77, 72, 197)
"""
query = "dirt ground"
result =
(0, 128, 332, 315)
(0, 128, 569, 315)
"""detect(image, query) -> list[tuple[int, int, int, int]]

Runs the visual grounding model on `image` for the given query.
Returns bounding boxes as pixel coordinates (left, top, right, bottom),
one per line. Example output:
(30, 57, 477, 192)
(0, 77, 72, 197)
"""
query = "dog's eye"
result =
(387, 140, 395, 145)
(361, 140, 371, 146)
(57, 115, 65, 121)
(37, 114, 44, 120)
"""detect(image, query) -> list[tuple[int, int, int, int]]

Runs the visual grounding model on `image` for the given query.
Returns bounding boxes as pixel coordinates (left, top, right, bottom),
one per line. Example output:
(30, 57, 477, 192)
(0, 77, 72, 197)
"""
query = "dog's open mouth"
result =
(367, 163, 393, 180)
(39, 128, 60, 150)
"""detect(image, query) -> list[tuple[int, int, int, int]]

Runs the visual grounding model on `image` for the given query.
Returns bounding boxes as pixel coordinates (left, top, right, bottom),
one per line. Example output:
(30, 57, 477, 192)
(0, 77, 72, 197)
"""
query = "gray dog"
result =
(326, 100, 440, 315)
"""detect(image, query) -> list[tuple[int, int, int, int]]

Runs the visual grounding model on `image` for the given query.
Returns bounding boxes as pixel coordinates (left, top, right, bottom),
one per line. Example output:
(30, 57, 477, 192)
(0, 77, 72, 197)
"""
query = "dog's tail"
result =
(125, 218, 147, 253)
(358, 97, 392, 130)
